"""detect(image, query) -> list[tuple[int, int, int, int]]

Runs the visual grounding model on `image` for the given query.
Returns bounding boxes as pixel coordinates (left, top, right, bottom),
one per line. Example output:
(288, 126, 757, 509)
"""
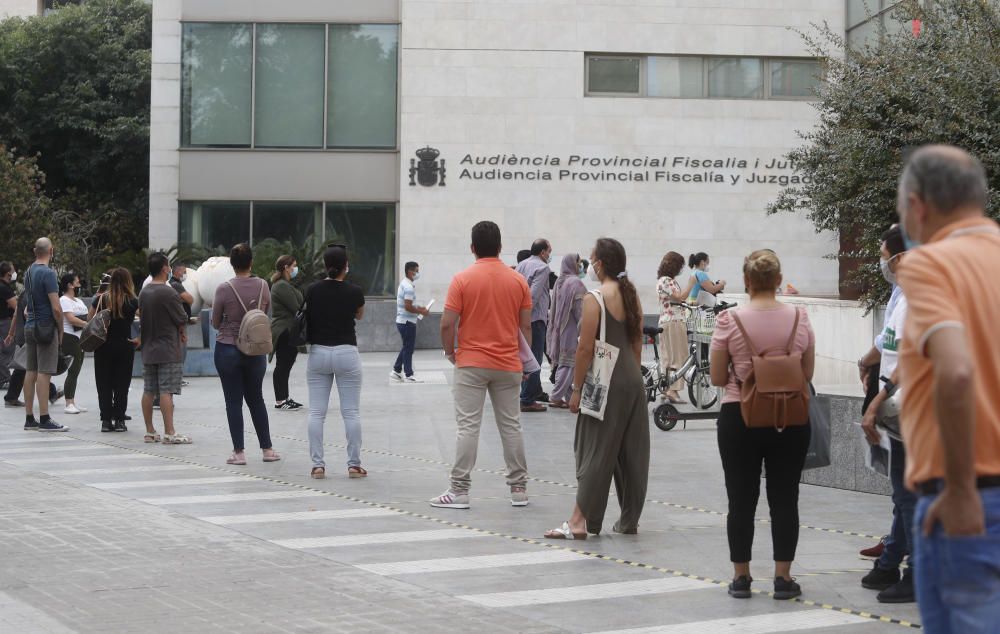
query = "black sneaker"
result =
(112, 420, 127, 432)
(24, 418, 39, 431)
(38, 419, 69, 432)
(537, 392, 550, 403)
(49, 388, 64, 404)
(728, 575, 752, 599)
(124, 415, 132, 421)
(275, 401, 298, 411)
(773, 577, 802, 600)
(861, 561, 901, 590)
(877, 569, 915, 604)
(4, 398, 23, 408)
(101, 420, 115, 432)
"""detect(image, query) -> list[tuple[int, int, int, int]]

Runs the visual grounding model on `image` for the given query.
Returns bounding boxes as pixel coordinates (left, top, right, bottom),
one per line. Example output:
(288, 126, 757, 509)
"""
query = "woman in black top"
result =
(305, 245, 366, 479)
(93, 268, 139, 432)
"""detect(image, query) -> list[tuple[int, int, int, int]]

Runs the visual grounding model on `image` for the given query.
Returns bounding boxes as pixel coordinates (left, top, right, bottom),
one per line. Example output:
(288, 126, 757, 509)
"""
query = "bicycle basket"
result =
(697, 310, 717, 334)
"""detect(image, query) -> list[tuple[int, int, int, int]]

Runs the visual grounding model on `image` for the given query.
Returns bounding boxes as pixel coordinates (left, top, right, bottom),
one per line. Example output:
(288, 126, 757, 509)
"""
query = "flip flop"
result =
(262, 450, 281, 463)
(544, 521, 587, 540)
(226, 452, 247, 465)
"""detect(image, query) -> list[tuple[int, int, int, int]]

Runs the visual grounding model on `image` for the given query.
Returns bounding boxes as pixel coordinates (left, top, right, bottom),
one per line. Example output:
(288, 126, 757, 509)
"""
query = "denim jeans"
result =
(393, 321, 417, 377)
(307, 345, 363, 468)
(520, 320, 546, 405)
(914, 487, 1000, 634)
(878, 437, 918, 572)
(214, 342, 272, 451)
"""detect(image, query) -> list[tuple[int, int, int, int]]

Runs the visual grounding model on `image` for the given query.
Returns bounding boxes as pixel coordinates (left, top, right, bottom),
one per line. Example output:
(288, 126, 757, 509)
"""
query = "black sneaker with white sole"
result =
(275, 401, 301, 411)
(38, 418, 69, 432)
(24, 417, 39, 431)
(773, 577, 802, 600)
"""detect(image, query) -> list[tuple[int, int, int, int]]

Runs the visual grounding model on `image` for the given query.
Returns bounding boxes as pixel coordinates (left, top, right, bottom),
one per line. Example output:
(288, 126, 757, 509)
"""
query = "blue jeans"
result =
(878, 438, 918, 571)
(393, 321, 417, 377)
(520, 320, 546, 405)
(307, 345, 363, 468)
(914, 487, 1000, 633)
(214, 342, 272, 451)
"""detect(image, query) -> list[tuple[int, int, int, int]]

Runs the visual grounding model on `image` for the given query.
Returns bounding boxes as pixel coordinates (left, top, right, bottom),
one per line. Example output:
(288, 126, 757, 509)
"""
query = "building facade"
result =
(151, 0, 852, 308)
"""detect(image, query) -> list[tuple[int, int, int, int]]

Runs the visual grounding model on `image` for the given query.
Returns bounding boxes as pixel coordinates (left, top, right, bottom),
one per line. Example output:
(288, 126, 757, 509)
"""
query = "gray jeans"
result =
(307, 345, 362, 468)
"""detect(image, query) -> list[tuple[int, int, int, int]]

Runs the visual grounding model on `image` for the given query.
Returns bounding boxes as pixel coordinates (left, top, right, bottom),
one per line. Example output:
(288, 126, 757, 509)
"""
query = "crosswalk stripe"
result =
(5, 453, 158, 464)
(459, 578, 715, 608)
(0, 437, 81, 444)
(138, 491, 325, 505)
(273, 529, 488, 549)
(591, 610, 871, 634)
(356, 550, 589, 576)
(2, 445, 109, 454)
(89, 476, 249, 490)
(199, 509, 398, 525)
(44, 465, 198, 476)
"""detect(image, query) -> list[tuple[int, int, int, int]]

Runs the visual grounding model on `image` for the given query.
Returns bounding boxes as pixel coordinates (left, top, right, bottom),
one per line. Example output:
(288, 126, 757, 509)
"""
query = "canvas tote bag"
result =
(580, 290, 620, 421)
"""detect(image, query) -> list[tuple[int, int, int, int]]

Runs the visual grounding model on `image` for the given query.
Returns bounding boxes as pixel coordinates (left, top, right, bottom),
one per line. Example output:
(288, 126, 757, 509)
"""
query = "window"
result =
(179, 202, 251, 250)
(180, 23, 400, 149)
(587, 56, 641, 95)
(325, 203, 396, 296)
(769, 60, 823, 98)
(846, 1, 926, 51)
(708, 58, 763, 99)
(178, 201, 396, 296)
(647, 56, 703, 98)
(585, 54, 821, 100)
(328, 25, 399, 148)
(254, 24, 326, 148)
(181, 23, 253, 147)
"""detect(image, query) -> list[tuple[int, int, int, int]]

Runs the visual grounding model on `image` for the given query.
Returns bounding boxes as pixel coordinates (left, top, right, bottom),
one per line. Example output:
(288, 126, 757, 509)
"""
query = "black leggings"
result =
(272, 330, 298, 402)
(717, 402, 810, 563)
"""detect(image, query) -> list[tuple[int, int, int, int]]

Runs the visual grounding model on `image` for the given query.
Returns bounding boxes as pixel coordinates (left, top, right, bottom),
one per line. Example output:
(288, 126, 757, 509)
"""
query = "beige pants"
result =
(658, 319, 688, 393)
(450, 366, 528, 493)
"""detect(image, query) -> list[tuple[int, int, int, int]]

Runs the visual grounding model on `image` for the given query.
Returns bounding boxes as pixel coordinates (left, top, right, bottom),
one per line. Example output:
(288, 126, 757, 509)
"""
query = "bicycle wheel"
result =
(653, 403, 679, 431)
(687, 369, 719, 410)
(641, 364, 658, 403)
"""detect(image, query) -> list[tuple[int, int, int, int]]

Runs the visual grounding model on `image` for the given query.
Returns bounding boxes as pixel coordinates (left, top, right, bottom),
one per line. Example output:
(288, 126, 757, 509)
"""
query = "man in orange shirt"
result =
(896, 145, 1000, 633)
(429, 221, 532, 509)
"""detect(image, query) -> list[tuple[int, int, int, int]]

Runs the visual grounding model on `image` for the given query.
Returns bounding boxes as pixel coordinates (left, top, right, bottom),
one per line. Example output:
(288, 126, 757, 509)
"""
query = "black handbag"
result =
(291, 299, 308, 346)
(25, 267, 56, 344)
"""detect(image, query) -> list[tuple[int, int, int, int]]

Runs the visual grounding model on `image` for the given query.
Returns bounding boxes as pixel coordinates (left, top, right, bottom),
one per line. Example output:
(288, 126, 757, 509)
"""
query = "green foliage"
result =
(0, 146, 52, 271)
(769, 0, 1000, 307)
(0, 0, 152, 256)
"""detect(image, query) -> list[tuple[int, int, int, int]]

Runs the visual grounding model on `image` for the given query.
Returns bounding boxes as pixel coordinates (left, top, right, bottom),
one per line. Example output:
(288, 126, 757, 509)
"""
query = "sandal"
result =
(549, 400, 570, 409)
(544, 521, 587, 540)
(143, 432, 161, 443)
(348, 466, 368, 479)
(666, 394, 688, 405)
(311, 466, 326, 479)
(262, 449, 281, 463)
(226, 452, 247, 465)
(162, 434, 192, 445)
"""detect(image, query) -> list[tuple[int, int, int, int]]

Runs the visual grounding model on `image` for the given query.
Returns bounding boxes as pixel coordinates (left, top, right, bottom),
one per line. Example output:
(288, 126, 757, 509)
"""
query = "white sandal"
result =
(143, 432, 161, 443)
(544, 521, 587, 540)
(162, 434, 192, 445)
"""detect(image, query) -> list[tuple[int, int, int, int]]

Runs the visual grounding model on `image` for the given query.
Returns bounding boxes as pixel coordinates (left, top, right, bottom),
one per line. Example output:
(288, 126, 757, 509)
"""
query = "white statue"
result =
(194, 256, 235, 310)
(181, 267, 202, 315)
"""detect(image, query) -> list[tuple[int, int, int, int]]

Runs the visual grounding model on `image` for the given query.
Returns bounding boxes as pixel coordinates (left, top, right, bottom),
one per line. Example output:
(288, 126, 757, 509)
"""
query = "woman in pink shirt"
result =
(709, 250, 815, 601)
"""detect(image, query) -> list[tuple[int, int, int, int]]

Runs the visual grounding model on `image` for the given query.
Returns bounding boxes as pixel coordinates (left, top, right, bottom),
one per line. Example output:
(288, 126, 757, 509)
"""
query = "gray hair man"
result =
(895, 144, 1000, 630)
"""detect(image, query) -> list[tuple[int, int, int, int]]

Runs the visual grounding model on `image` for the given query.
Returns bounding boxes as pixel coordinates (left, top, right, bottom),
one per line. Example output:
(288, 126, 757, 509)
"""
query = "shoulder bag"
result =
(80, 295, 111, 353)
(580, 290, 620, 422)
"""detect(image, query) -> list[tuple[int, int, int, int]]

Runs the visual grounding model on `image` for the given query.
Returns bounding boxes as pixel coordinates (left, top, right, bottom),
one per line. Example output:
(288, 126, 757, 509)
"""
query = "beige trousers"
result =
(450, 366, 528, 493)
(658, 319, 689, 392)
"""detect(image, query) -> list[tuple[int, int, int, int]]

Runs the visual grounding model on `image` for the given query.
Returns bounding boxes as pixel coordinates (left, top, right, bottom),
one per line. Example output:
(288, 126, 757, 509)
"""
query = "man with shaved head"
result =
(22, 237, 68, 431)
(895, 145, 999, 630)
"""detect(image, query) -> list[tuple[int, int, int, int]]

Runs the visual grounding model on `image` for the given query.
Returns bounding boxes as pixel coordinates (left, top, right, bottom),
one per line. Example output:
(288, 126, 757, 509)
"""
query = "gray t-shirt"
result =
(25, 263, 57, 328)
(138, 282, 188, 365)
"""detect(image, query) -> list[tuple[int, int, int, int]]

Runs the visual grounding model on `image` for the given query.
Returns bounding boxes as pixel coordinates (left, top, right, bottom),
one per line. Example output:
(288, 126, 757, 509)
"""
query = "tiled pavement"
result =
(0, 351, 922, 633)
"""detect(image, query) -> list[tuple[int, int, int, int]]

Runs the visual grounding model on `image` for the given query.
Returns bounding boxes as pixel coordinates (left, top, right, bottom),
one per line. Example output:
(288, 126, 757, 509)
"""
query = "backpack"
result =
(226, 280, 273, 356)
(80, 295, 111, 352)
(730, 308, 810, 431)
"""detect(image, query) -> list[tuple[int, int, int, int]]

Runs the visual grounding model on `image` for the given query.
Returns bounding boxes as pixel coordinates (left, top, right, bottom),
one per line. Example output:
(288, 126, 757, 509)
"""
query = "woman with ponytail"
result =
(544, 238, 650, 540)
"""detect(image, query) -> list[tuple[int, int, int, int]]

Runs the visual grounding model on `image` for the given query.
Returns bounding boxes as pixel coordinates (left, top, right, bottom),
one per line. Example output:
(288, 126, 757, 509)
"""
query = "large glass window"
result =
(181, 23, 253, 147)
(769, 60, 823, 98)
(254, 24, 326, 148)
(251, 202, 323, 252)
(325, 203, 396, 296)
(587, 57, 641, 94)
(179, 202, 251, 250)
(328, 25, 399, 148)
(647, 56, 703, 98)
(707, 58, 763, 99)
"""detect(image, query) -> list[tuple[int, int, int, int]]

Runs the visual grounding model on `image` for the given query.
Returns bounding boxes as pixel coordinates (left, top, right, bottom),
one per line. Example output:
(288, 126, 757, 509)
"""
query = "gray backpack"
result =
(226, 280, 272, 356)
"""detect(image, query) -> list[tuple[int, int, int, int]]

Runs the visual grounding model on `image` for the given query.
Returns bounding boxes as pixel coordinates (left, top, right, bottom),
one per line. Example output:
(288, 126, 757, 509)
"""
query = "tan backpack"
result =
(731, 309, 810, 431)
(226, 280, 273, 356)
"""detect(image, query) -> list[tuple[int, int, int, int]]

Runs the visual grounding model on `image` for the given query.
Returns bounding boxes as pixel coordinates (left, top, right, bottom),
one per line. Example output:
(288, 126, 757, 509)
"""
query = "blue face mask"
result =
(900, 222, 921, 250)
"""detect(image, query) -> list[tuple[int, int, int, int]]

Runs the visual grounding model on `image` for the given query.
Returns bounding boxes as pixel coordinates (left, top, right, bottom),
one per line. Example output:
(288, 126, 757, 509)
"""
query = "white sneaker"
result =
(390, 371, 404, 382)
(64, 404, 83, 415)
(404, 375, 423, 383)
(429, 490, 470, 509)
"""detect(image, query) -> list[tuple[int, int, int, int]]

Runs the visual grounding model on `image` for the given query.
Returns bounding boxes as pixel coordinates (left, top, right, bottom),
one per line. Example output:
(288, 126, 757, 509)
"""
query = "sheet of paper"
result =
(417, 298, 435, 320)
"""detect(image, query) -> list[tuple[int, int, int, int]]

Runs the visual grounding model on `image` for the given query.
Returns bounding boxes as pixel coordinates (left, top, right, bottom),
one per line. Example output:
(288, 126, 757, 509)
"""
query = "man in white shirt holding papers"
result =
(391, 261, 430, 383)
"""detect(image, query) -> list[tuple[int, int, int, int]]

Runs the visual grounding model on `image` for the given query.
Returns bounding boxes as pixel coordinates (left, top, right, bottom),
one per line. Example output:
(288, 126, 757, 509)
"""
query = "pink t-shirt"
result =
(710, 304, 815, 404)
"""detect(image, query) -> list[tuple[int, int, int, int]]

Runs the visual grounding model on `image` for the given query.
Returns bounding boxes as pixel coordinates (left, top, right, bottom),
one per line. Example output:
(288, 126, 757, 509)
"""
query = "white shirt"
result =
(396, 278, 418, 324)
(879, 295, 908, 380)
(60, 295, 88, 336)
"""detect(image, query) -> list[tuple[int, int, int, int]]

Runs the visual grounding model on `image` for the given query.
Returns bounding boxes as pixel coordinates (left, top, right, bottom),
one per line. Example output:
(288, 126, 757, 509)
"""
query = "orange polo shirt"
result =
(898, 216, 1000, 489)
(444, 257, 532, 373)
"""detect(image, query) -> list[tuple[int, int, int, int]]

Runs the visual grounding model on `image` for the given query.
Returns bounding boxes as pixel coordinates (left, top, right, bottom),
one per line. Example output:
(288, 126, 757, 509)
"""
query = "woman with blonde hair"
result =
(269, 254, 304, 411)
(709, 249, 815, 601)
(93, 268, 139, 432)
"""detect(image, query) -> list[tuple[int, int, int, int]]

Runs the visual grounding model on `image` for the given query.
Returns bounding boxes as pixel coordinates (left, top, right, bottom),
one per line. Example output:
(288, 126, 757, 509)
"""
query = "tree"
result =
(0, 0, 151, 256)
(768, 0, 1000, 306)
(0, 145, 52, 271)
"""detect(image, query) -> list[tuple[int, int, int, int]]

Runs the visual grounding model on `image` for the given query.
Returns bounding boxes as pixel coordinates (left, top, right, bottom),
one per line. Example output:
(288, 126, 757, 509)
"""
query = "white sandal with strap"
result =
(143, 432, 161, 443)
(544, 521, 588, 541)
(162, 434, 192, 445)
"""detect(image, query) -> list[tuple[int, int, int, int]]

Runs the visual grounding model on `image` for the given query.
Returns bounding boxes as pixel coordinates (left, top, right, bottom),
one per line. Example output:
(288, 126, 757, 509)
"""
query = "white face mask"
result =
(413, 271, 421, 281)
(9, 272, 16, 282)
(704, 264, 711, 273)
(589, 265, 601, 282)
(290, 266, 299, 279)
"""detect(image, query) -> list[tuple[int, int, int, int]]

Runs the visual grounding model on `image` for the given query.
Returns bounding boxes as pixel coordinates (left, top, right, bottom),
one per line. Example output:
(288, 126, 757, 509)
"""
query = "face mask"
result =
(345, 266, 350, 276)
(900, 222, 921, 250)
(180, 273, 187, 282)
(589, 266, 600, 282)
(413, 272, 421, 281)
(704, 264, 711, 273)
(880, 255, 899, 286)
(10, 272, 16, 282)
(290, 267, 299, 279)
(578, 272, 586, 279)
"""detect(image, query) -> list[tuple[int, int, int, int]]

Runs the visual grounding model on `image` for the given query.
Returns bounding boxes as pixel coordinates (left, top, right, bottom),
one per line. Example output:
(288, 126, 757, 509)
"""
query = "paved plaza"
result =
(0, 351, 922, 633)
